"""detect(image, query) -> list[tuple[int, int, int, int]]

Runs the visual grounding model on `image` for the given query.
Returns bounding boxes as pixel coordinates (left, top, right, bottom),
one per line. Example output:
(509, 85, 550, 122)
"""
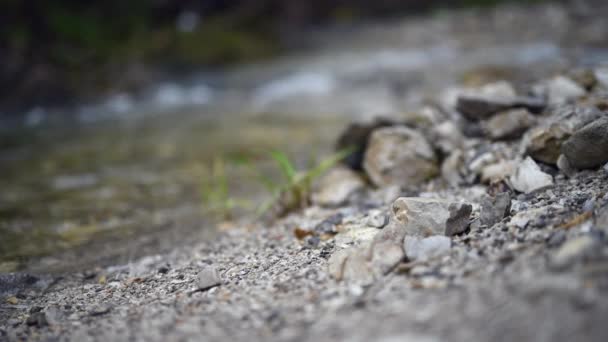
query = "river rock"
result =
(197, 266, 222, 291)
(484, 109, 536, 140)
(363, 126, 438, 187)
(392, 197, 472, 236)
(335, 118, 396, 170)
(403, 235, 451, 261)
(522, 105, 603, 164)
(455, 81, 544, 120)
(311, 166, 365, 206)
(561, 117, 608, 169)
(479, 192, 511, 227)
(509, 157, 553, 193)
(523, 123, 570, 165)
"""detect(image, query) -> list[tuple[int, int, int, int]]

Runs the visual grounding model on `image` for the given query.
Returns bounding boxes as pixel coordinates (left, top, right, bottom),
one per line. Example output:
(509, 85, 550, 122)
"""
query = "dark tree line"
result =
(0, 0, 523, 113)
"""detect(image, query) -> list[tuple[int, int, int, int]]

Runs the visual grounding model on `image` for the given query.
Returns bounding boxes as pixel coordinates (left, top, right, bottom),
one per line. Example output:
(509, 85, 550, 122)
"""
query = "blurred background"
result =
(1, 0, 607, 273)
(0, 0, 545, 113)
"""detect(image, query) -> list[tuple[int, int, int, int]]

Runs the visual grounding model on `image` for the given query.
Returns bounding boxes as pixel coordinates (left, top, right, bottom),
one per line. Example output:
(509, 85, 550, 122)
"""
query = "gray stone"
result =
(479, 192, 511, 227)
(197, 266, 222, 291)
(522, 105, 603, 164)
(509, 157, 553, 193)
(311, 166, 365, 206)
(561, 117, 608, 169)
(331, 213, 407, 283)
(455, 81, 544, 120)
(363, 126, 438, 187)
(484, 109, 536, 140)
(392, 197, 472, 236)
(403, 235, 451, 261)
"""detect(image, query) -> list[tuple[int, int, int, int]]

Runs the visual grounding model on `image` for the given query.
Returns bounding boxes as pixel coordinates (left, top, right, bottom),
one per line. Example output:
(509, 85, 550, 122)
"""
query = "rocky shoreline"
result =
(2, 60, 608, 341)
(3, 0, 608, 339)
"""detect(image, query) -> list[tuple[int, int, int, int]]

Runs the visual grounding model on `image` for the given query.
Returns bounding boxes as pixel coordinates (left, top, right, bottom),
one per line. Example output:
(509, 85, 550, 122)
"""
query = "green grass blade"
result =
(301, 147, 355, 183)
(269, 150, 297, 183)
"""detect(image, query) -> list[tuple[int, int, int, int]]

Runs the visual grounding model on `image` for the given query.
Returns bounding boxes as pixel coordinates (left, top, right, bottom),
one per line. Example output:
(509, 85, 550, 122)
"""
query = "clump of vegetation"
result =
(199, 148, 353, 221)
(258, 148, 354, 218)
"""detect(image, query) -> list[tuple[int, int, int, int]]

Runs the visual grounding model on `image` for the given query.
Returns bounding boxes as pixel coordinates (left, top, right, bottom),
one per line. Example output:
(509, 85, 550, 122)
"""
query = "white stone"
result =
(509, 157, 553, 193)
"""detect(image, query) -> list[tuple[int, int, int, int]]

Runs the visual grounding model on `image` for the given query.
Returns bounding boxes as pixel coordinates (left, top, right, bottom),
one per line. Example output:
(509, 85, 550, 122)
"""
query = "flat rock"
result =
(479, 192, 511, 227)
(484, 108, 536, 140)
(197, 266, 222, 291)
(311, 166, 365, 207)
(455, 81, 544, 120)
(392, 197, 472, 236)
(363, 126, 438, 187)
(403, 235, 451, 261)
(561, 117, 608, 169)
(510, 157, 553, 193)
